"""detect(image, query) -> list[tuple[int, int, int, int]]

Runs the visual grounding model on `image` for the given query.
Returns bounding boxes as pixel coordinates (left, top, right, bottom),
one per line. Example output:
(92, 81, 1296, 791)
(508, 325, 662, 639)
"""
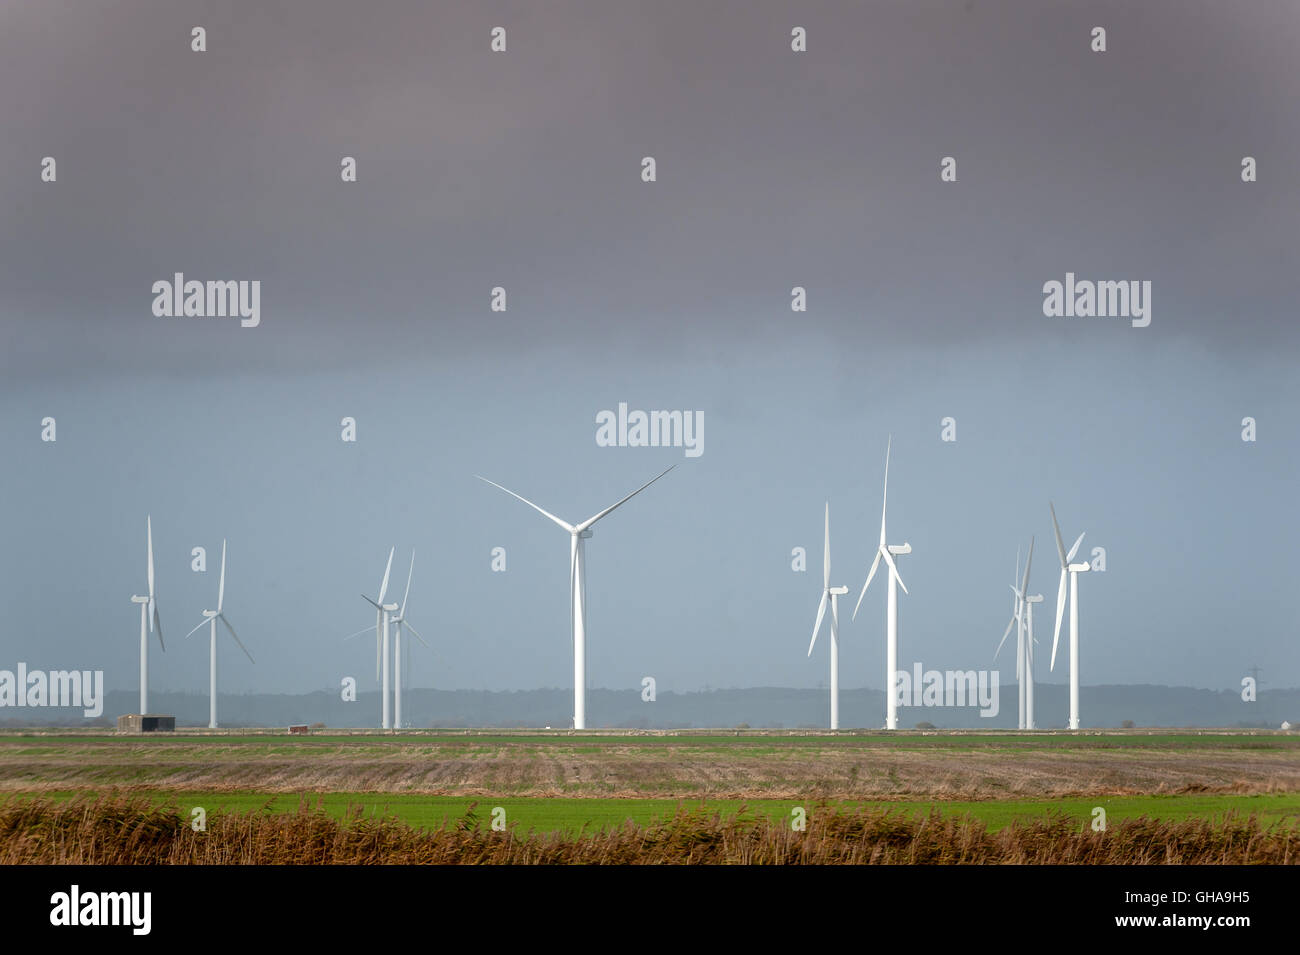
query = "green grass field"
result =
(8, 789, 1299, 835)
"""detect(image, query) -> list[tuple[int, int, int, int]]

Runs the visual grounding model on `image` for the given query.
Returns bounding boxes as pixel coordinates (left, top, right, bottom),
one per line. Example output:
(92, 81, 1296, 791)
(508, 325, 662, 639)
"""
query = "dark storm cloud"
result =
(1, 0, 1297, 384)
(1, 2, 1297, 703)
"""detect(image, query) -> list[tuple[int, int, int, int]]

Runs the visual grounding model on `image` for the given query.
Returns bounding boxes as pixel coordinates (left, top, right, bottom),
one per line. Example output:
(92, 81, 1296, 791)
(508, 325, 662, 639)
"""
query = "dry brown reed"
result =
(0, 795, 1292, 865)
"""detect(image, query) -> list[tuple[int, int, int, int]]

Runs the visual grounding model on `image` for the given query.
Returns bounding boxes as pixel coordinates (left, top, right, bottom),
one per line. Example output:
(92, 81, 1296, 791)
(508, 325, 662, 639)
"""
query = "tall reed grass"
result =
(0, 795, 1291, 864)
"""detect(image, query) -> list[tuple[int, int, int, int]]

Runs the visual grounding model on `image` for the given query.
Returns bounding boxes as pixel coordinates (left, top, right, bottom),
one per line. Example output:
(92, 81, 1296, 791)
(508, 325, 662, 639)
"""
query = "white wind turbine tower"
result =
(852, 437, 910, 730)
(807, 503, 851, 730)
(129, 515, 164, 715)
(995, 539, 1034, 729)
(1049, 503, 1089, 730)
(356, 548, 397, 730)
(477, 466, 675, 731)
(183, 540, 254, 729)
(389, 550, 430, 730)
(1024, 592, 1043, 729)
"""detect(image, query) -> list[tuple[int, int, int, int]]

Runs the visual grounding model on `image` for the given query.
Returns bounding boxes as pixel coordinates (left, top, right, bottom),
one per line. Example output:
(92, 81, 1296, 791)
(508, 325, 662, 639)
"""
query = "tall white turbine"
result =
(129, 516, 164, 714)
(358, 548, 397, 730)
(996, 547, 1024, 729)
(807, 503, 851, 730)
(477, 466, 675, 731)
(1049, 503, 1089, 731)
(183, 540, 253, 729)
(1024, 593, 1043, 729)
(995, 539, 1034, 730)
(851, 437, 910, 730)
(389, 550, 430, 730)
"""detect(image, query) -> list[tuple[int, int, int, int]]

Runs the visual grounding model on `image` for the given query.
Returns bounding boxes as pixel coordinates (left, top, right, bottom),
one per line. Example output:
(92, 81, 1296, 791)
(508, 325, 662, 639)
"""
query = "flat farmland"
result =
(0, 730, 1295, 801)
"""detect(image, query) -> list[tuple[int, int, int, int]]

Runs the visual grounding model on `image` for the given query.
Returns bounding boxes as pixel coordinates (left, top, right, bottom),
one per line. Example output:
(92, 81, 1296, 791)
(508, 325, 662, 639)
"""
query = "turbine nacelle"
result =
(887, 543, 911, 556)
(828, 586, 849, 596)
(1068, 562, 1090, 573)
(130, 595, 149, 604)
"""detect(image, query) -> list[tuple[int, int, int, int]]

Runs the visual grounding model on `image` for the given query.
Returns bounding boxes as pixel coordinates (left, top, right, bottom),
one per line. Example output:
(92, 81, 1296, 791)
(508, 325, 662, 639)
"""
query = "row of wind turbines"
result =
(994, 501, 1089, 731)
(345, 547, 429, 730)
(807, 439, 1093, 731)
(125, 466, 676, 731)
(123, 446, 1092, 731)
(128, 520, 254, 728)
(128, 524, 429, 730)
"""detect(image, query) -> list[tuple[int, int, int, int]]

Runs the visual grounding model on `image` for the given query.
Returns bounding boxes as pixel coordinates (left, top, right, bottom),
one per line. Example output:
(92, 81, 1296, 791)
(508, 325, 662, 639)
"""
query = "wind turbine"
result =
(995, 546, 1024, 729)
(129, 515, 164, 714)
(477, 466, 675, 731)
(995, 539, 1034, 730)
(183, 540, 253, 729)
(807, 503, 850, 730)
(358, 548, 397, 730)
(851, 437, 910, 730)
(389, 550, 430, 730)
(1049, 503, 1089, 730)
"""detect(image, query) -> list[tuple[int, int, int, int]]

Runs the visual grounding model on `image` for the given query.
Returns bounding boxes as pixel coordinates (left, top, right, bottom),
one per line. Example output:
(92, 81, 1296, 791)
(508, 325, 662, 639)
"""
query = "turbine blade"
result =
(146, 515, 155, 599)
(477, 476, 576, 533)
(995, 616, 1015, 658)
(403, 620, 431, 650)
(807, 591, 829, 656)
(184, 618, 209, 640)
(853, 550, 884, 620)
(878, 436, 891, 547)
(1021, 537, 1034, 596)
(1051, 568, 1067, 670)
(152, 602, 163, 650)
(880, 547, 908, 596)
(1066, 532, 1086, 563)
(342, 626, 373, 641)
(217, 539, 227, 614)
(823, 502, 830, 590)
(1050, 502, 1067, 568)
(576, 465, 675, 532)
(361, 594, 382, 610)
(378, 547, 394, 604)
(400, 550, 415, 616)
(220, 614, 254, 663)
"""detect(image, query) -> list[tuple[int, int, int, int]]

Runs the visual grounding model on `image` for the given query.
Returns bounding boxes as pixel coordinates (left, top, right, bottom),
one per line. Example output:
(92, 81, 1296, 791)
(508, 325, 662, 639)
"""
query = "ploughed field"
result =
(0, 731, 1295, 801)
(2, 732, 1296, 860)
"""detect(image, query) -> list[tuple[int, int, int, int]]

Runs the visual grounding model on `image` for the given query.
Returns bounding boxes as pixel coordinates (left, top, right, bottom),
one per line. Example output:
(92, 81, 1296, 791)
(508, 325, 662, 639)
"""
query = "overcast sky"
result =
(1, 0, 1297, 707)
